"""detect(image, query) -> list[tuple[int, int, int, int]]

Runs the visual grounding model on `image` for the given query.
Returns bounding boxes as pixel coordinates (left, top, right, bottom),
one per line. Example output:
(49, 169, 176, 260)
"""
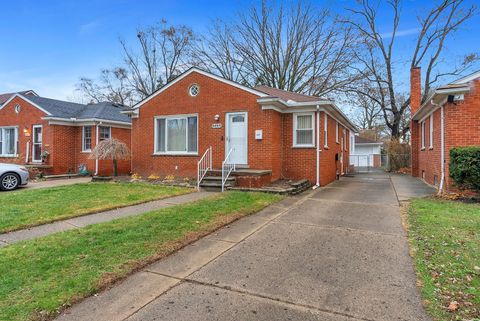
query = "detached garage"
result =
(350, 136, 383, 168)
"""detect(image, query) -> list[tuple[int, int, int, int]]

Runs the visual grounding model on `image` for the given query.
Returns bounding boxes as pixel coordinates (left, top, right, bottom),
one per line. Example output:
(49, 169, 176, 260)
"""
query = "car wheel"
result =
(0, 173, 20, 191)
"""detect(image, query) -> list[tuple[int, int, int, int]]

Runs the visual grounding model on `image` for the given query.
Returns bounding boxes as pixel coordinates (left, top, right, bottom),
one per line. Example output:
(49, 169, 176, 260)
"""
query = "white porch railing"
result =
(222, 148, 236, 192)
(197, 146, 212, 190)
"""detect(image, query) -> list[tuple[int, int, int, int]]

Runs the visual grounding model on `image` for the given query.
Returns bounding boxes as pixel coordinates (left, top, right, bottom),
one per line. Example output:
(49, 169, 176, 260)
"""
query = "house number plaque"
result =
(212, 123, 222, 129)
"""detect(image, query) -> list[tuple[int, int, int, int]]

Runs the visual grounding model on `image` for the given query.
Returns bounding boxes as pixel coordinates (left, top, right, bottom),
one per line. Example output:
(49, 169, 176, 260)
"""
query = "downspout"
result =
(94, 122, 100, 176)
(312, 105, 321, 189)
(431, 100, 445, 194)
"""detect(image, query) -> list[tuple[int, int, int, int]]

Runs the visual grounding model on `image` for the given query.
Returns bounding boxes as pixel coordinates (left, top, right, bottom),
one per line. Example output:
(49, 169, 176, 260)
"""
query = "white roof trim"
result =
(450, 70, 480, 84)
(42, 117, 131, 127)
(0, 94, 52, 115)
(132, 68, 268, 109)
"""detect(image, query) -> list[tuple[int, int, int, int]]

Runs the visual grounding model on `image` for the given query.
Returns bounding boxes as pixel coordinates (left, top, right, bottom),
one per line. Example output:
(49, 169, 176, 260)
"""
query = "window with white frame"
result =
(0, 127, 18, 156)
(293, 113, 314, 147)
(324, 113, 328, 147)
(335, 121, 339, 143)
(429, 114, 434, 149)
(155, 115, 198, 154)
(421, 121, 425, 149)
(99, 126, 111, 141)
(82, 126, 92, 151)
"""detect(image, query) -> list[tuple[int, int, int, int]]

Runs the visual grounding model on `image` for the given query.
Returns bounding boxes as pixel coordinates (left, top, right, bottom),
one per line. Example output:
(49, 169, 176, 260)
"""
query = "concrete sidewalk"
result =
(0, 191, 212, 247)
(55, 172, 433, 321)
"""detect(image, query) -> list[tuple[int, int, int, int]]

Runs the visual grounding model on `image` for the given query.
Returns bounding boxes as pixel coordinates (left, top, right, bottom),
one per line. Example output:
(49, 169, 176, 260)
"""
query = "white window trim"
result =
(324, 113, 329, 148)
(98, 126, 112, 142)
(421, 121, 425, 150)
(153, 114, 198, 155)
(429, 114, 434, 149)
(0, 126, 19, 157)
(293, 112, 315, 148)
(335, 121, 339, 144)
(82, 126, 92, 152)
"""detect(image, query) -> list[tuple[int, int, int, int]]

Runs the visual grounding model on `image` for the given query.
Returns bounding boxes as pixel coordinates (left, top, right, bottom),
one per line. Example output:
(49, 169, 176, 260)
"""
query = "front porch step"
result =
(206, 169, 272, 177)
(199, 175, 236, 191)
(43, 173, 80, 180)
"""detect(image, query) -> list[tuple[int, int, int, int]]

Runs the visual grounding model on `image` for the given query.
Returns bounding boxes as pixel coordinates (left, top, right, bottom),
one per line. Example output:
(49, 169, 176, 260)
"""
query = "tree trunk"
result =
(113, 159, 118, 177)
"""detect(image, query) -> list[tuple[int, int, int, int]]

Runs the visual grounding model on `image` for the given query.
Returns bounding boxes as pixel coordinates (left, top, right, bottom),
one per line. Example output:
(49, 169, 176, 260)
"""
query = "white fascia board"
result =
(0, 94, 52, 115)
(435, 86, 470, 95)
(259, 98, 357, 133)
(133, 68, 268, 110)
(43, 117, 132, 128)
(450, 70, 480, 84)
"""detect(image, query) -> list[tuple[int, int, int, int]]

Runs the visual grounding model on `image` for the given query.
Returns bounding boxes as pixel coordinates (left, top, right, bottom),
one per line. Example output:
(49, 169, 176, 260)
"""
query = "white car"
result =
(0, 163, 29, 191)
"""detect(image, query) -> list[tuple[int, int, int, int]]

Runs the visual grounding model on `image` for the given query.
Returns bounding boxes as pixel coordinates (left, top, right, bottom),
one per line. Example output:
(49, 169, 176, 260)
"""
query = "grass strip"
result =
(0, 182, 191, 233)
(407, 198, 479, 320)
(0, 191, 282, 321)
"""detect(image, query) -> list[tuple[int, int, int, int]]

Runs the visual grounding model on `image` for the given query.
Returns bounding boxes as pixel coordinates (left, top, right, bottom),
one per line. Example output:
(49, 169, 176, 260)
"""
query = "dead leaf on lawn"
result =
(447, 301, 459, 312)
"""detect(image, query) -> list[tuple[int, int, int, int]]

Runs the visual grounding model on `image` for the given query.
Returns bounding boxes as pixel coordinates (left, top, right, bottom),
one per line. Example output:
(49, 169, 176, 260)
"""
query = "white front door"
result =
(226, 112, 248, 165)
(32, 125, 42, 162)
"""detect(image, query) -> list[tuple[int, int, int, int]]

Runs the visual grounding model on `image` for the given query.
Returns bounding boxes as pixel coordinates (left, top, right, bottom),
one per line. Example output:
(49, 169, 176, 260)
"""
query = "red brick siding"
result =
(131, 72, 282, 180)
(131, 71, 351, 186)
(0, 96, 51, 168)
(0, 96, 131, 176)
(412, 79, 480, 190)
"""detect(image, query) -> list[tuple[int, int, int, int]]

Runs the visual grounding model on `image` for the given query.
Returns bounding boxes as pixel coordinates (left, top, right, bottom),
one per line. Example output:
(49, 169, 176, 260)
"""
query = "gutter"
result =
(313, 105, 321, 189)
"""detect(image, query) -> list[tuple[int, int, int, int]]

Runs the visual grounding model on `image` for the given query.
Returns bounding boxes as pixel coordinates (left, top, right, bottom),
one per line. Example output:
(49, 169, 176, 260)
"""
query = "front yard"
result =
(0, 182, 191, 233)
(408, 198, 480, 320)
(0, 191, 281, 321)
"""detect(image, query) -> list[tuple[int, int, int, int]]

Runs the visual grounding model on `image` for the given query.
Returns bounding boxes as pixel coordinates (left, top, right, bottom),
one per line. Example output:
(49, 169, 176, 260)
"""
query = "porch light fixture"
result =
(214, 114, 220, 121)
(23, 127, 30, 136)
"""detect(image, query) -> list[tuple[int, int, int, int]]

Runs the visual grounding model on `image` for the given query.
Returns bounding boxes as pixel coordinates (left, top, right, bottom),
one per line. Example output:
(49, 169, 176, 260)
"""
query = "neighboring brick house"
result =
(410, 68, 480, 191)
(0, 93, 131, 176)
(123, 68, 356, 187)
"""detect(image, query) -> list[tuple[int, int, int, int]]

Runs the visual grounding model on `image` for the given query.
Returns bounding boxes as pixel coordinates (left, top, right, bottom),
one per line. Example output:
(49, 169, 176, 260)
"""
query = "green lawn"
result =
(0, 182, 191, 233)
(0, 191, 282, 321)
(408, 198, 480, 321)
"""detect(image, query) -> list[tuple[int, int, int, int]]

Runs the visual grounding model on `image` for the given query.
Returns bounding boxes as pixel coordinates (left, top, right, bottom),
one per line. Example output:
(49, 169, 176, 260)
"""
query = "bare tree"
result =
(76, 68, 134, 105)
(344, 0, 477, 139)
(195, 1, 359, 97)
(348, 84, 384, 130)
(121, 20, 196, 99)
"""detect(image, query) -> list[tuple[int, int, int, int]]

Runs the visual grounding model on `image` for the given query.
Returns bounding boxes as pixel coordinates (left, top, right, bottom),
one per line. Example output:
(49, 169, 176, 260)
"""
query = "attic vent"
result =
(189, 84, 199, 97)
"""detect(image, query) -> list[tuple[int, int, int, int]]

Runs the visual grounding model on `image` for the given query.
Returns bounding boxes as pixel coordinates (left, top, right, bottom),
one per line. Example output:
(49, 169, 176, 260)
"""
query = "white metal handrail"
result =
(197, 146, 212, 190)
(222, 148, 236, 192)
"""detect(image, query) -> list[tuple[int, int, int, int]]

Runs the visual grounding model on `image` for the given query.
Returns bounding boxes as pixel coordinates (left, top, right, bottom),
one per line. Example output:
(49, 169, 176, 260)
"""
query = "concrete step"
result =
(202, 176, 235, 182)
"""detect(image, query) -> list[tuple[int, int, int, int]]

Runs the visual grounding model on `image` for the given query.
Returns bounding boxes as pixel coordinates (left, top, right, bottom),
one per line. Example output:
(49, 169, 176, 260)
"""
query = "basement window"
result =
(293, 113, 314, 147)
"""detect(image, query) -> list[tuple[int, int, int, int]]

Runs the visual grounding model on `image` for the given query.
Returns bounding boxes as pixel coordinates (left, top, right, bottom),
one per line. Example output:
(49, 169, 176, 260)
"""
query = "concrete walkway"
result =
(55, 172, 434, 321)
(0, 192, 212, 247)
(20, 177, 92, 190)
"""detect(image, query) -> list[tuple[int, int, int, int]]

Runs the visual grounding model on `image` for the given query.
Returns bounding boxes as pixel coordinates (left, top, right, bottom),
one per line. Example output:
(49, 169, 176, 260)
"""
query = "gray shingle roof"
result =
(23, 95, 131, 124)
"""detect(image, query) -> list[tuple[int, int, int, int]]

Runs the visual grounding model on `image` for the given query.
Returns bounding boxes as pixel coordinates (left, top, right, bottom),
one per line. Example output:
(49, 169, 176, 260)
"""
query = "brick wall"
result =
(413, 79, 480, 190)
(131, 71, 351, 186)
(0, 95, 131, 176)
(0, 96, 52, 169)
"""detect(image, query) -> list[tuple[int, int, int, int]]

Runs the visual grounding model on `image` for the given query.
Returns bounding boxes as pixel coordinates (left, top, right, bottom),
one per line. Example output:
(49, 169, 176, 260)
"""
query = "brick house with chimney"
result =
(123, 68, 356, 189)
(0, 93, 131, 176)
(410, 68, 480, 191)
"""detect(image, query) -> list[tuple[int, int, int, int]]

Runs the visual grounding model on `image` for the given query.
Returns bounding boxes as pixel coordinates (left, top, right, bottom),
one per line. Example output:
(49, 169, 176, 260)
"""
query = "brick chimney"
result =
(410, 67, 421, 114)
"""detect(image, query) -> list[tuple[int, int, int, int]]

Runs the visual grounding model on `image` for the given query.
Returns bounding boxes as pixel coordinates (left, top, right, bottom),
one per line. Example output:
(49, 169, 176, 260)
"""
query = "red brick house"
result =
(123, 68, 356, 188)
(410, 68, 480, 191)
(0, 93, 131, 176)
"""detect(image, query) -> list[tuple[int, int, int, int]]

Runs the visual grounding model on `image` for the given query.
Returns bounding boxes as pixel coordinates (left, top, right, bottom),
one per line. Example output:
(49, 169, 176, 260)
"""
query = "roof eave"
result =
(412, 85, 470, 120)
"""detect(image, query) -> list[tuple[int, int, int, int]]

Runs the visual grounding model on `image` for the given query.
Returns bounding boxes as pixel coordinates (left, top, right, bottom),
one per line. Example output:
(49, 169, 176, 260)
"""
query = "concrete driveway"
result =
(57, 172, 432, 321)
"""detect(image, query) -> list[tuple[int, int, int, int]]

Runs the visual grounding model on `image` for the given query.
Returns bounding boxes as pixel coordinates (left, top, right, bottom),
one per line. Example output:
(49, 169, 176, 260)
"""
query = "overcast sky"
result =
(0, 0, 478, 102)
